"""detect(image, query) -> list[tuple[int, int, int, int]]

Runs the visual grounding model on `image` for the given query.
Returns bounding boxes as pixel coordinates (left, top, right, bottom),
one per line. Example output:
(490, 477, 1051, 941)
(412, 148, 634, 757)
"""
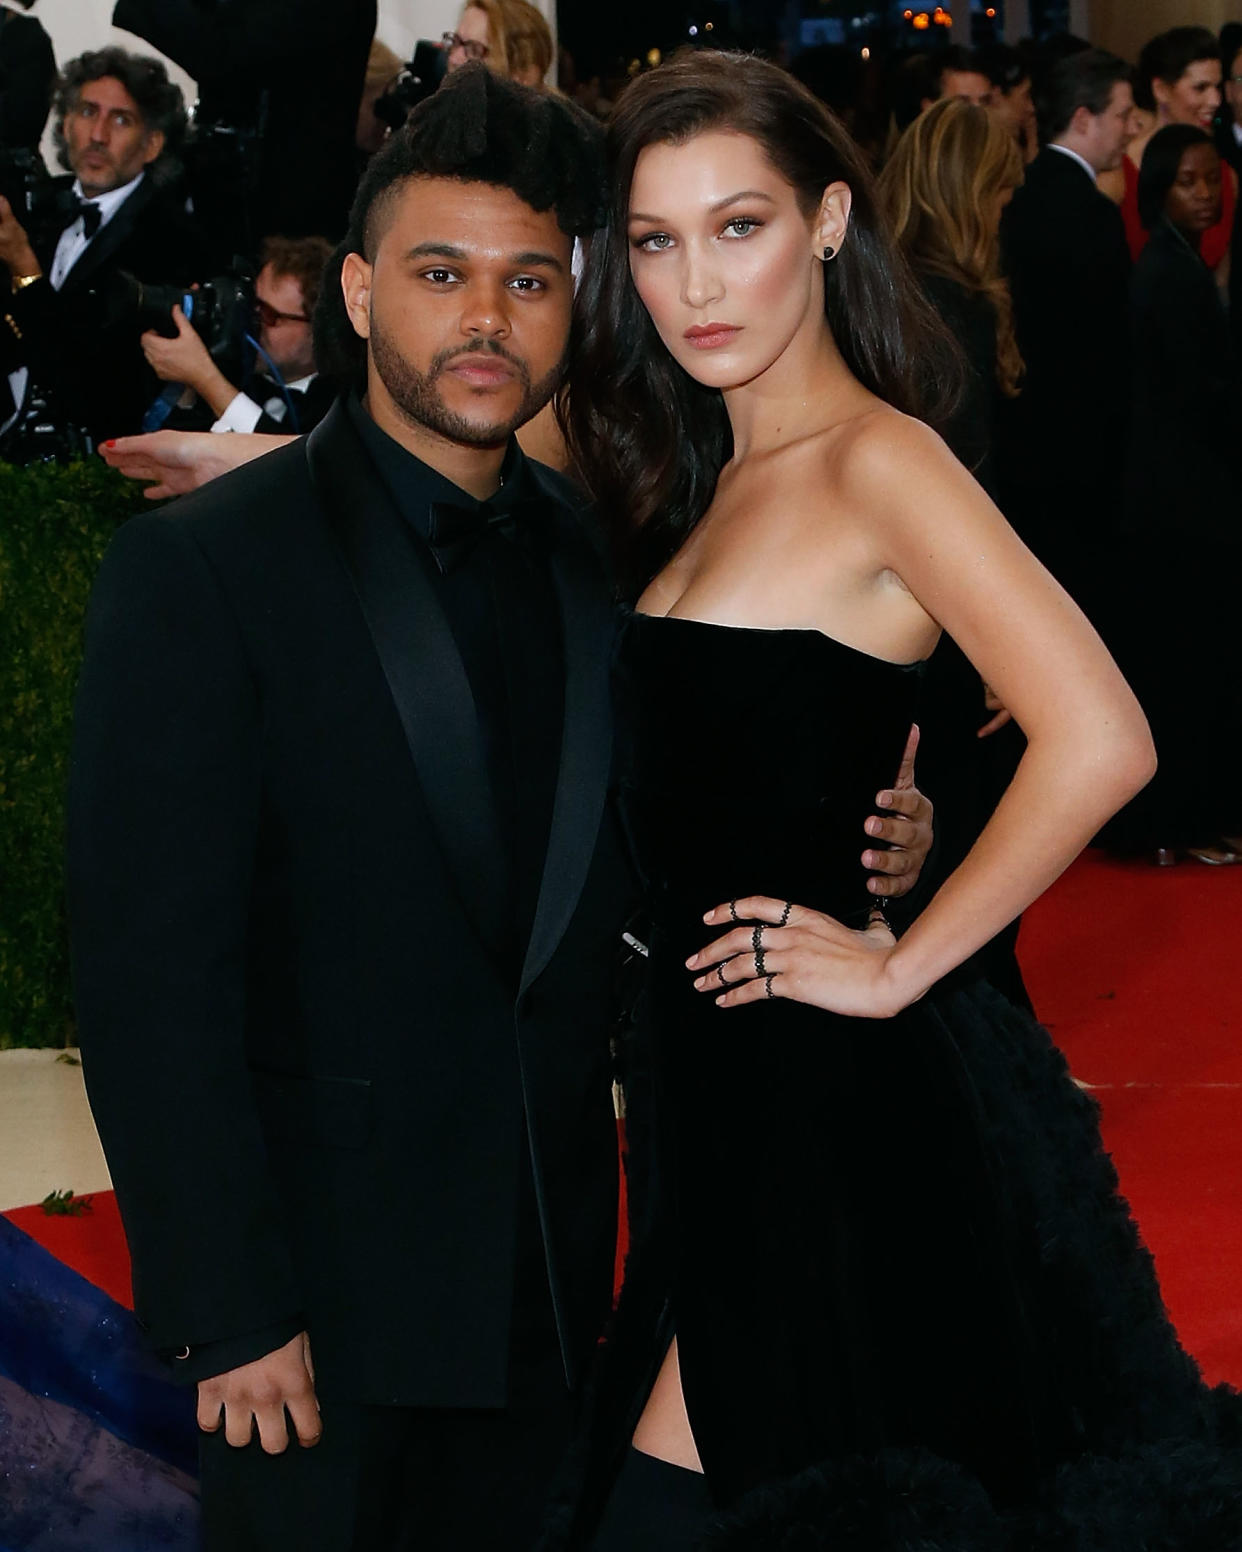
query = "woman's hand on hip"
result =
(687, 896, 914, 1020)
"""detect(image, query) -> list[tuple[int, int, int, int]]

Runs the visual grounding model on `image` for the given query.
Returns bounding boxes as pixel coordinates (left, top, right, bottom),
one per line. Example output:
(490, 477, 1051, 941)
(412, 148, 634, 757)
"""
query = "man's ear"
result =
(341, 251, 372, 341)
(813, 180, 852, 262)
(141, 129, 165, 168)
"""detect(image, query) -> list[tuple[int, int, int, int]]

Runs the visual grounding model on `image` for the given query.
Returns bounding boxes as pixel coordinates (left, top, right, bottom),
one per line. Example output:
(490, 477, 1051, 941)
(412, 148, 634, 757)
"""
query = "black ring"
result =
(716, 961, 730, 987)
(765, 974, 777, 999)
(752, 924, 767, 977)
(729, 900, 740, 922)
(778, 901, 793, 927)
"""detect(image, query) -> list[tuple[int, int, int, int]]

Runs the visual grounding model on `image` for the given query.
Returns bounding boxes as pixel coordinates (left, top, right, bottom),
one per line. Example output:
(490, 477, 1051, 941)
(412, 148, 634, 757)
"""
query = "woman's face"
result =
(1164, 141, 1223, 235)
(626, 131, 837, 393)
(447, 5, 491, 73)
(1155, 59, 1222, 129)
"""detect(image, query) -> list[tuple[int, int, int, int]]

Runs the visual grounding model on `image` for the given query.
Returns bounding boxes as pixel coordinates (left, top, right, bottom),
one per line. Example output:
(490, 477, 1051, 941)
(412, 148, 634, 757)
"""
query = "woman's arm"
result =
(690, 414, 1154, 1018)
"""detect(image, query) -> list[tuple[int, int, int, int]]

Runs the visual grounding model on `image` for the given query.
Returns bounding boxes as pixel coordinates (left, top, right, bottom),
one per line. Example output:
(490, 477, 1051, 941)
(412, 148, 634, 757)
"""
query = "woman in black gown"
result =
(1106, 124, 1242, 862)
(545, 50, 1242, 1552)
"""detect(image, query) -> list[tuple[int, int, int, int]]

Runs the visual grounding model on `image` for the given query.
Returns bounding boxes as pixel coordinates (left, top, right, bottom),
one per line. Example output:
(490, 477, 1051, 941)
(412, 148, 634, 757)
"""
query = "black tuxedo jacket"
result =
(997, 147, 1132, 609)
(0, 172, 204, 442)
(69, 401, 632, 1407)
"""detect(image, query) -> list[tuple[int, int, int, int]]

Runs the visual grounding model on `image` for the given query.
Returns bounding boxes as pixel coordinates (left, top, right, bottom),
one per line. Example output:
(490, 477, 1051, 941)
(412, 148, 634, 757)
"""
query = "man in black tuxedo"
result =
(0, 45, 201, 448)
(999, 49, 1134, 626)
(70, 65, 932, 1552)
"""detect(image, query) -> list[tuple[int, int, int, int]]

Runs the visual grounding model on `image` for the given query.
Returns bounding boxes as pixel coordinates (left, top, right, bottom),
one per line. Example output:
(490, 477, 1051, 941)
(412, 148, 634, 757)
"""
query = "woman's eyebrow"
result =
(628, 189, 778, 224)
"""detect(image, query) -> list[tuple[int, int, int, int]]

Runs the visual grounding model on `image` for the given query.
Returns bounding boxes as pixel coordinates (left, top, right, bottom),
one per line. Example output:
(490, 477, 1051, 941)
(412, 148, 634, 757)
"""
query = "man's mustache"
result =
(431, 339, 531, 385)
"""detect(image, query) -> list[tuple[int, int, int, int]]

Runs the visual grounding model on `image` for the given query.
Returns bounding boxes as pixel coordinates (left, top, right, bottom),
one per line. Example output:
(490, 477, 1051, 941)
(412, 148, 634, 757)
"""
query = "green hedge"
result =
(1, 459, 145, 1048)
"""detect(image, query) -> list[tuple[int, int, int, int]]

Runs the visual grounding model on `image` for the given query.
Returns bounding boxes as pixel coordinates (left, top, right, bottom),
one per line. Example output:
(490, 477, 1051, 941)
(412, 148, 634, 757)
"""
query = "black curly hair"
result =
(53, 46, 186, 174)
(314, 64, 604, 386)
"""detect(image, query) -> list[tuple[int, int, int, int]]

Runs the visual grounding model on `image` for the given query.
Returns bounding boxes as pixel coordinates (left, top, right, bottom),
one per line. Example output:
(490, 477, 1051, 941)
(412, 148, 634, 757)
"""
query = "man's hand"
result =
(100, 429, 295, 498)
(197, 1330, 321, 1454)
(0, 195, 40, 279)
(863, 723, 934, 898)
(977, 682, 1013, 739)
(140, 304, 218, 392)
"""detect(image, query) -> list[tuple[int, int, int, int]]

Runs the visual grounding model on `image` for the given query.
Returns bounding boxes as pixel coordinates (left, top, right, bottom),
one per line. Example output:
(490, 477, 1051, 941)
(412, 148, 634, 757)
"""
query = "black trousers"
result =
(200, 1174, 574, 1551)
(199, 1379, 573, 1551)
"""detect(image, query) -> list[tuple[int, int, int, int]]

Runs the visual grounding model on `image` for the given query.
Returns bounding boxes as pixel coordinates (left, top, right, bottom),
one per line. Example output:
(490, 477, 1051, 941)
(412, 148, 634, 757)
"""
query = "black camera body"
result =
(373, 40, 446, 130)
(133, 267, 254, 368)
(0, 148, 78, 231)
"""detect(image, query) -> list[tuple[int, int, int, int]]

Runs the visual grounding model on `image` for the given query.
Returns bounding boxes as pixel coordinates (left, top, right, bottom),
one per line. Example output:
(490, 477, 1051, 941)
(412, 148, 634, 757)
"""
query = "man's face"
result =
(1082, 80, 1135, 173)
(941, 69, 993, 108)
(342, 177, 573, 449)
(63, 76, 164, 198)
(255, 264, 316, 380)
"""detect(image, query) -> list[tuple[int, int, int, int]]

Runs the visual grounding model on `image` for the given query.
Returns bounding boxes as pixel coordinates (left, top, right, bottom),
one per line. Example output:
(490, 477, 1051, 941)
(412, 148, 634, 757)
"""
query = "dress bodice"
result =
(618, 611, 922, 949)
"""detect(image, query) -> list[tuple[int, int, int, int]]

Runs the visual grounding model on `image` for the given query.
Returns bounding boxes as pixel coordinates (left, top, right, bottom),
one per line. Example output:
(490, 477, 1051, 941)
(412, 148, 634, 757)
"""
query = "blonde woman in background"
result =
(446, 0, 554, 88)
(879, 97, 1023, 492)
(878, 97, 1032, 1013)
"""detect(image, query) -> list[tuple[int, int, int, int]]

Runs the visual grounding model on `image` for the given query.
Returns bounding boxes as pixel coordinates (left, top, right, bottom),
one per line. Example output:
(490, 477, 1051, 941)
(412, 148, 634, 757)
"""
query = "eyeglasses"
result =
(442, 30, 489, 60)
(254, 297, 309, 328)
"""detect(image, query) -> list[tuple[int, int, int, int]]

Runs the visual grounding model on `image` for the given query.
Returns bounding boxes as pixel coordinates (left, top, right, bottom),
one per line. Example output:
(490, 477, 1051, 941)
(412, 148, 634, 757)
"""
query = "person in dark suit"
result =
(112, 0, 376, 249)
(998, 48, 1134, 626)
(0, 46, 201, 449)
(69, 66, 616, 1552)
(1106, 126, 1242, 862)
(140, 234, 337, 435)
(0, 3, 56, 151)
(69, 65, 933, 1552)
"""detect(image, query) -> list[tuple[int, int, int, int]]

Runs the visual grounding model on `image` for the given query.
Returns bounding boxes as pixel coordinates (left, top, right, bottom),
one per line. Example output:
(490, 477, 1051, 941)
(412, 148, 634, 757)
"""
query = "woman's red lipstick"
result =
(684, 323, 741, 350)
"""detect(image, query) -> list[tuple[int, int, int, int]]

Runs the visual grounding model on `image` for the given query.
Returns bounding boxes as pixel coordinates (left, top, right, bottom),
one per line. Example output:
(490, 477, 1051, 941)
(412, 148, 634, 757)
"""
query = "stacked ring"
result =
(752, 924, 767, 977)
(778, 901, 793, 927)
(716, 961, 730, 987)
(765, 974, 776, 998)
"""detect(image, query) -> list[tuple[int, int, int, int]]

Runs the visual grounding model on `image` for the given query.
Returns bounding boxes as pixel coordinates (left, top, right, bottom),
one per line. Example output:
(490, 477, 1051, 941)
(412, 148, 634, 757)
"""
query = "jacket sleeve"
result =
(68, 511, 302, 1354)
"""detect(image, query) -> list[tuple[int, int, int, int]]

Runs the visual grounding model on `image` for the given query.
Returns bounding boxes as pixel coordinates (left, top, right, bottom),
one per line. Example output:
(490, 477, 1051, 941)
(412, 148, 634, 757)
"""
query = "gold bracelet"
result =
(11, 272, 43, 293)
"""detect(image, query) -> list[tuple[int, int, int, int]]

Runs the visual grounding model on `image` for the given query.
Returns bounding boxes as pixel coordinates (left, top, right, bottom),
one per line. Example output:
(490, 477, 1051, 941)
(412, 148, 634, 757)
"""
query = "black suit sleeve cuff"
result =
(163, 1314, 305, 1386)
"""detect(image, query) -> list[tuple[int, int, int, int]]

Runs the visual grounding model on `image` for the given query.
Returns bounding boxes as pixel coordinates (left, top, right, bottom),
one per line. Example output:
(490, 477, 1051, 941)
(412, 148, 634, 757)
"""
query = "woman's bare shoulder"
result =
(823, 407, 966, 510)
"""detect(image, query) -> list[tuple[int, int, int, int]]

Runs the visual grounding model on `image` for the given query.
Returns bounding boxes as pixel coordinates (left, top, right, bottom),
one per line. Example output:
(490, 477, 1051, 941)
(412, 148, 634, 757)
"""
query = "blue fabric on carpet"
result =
(0, 1215, 199, 1550)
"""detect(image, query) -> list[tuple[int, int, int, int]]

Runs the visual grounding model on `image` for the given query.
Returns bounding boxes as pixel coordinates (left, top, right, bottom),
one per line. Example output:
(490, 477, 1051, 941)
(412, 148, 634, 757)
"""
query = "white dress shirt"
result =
(211, 374, 319, 434)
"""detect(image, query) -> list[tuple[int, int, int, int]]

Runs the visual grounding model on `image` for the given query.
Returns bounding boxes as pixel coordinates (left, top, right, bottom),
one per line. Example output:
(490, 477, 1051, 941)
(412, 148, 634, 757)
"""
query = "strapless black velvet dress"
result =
(555, 612, 1242, 1551)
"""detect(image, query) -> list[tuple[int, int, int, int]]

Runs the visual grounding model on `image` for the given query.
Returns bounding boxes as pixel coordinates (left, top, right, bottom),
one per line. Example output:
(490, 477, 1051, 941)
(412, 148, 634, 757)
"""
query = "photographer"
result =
(140, 234, 334, 435)
(0, 46, 202, 451)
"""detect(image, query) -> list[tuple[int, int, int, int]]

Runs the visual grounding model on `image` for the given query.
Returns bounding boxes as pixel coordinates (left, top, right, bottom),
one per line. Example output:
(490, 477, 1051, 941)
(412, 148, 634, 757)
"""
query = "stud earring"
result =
(822, 245, 836, 261)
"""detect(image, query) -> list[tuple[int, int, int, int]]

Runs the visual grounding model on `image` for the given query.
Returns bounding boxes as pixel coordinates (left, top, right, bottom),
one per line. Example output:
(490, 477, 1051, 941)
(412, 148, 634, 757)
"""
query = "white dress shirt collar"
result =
(1048, 142, 1098, 186)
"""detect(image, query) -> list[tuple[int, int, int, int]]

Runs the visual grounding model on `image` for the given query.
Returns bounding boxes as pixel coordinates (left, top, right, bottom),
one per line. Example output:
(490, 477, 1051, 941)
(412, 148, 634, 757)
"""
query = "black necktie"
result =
(426, 497, 544, 576)
(77, 201, 102, 238)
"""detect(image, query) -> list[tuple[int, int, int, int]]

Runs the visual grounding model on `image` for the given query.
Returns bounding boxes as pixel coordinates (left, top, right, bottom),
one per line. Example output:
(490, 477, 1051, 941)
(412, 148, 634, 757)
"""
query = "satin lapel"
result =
(305, 404, 510, 962)
(519, 489, 616, 994)
(55, 178, 157, 295)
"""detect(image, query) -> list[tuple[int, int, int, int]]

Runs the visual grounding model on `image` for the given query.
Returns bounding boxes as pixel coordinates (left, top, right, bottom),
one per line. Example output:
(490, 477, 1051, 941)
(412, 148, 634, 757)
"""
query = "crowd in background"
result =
(0, 2, 1239, 864)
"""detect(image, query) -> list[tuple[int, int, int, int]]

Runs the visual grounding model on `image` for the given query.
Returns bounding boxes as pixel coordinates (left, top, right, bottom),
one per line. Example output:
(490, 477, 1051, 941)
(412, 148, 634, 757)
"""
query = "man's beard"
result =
(369, 318, 564, 449)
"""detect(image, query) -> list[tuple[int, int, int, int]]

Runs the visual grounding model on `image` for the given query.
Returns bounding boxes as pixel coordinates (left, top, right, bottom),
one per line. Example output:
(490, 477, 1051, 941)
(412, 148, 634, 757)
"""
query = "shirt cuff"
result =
(163, 1314, 305, 1385)
(211, 391, 263, 435)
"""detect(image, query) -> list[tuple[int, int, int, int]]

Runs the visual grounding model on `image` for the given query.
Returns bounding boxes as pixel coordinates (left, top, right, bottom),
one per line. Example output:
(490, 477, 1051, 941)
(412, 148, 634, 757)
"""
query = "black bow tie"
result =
(426, 497, 545, 576)
(76, 200, 102, 238)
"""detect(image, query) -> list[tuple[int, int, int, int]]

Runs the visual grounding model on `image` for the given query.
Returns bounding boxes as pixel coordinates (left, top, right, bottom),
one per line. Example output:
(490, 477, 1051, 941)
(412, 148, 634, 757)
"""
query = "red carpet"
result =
(5, 1189, 133, 1310)
(6, 850, 1239, 1388)
(1020, 849, 1242, 1387)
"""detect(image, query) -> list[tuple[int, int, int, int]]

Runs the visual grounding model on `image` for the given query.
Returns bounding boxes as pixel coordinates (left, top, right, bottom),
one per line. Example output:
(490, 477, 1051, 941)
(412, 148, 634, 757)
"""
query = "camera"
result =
(0, 385, 93, 466)
(0, 148, 78, 231)
(123, 265, 255, 383)
(373, 40, 446, 130)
